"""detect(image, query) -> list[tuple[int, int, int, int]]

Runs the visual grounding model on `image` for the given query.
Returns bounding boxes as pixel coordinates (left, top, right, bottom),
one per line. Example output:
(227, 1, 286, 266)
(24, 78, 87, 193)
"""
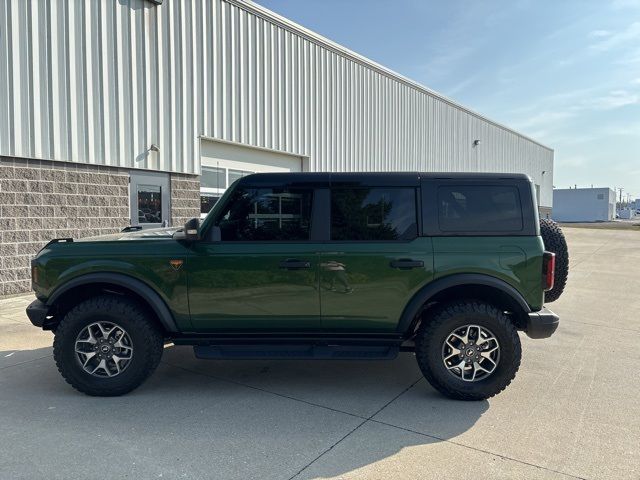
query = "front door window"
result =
(216, 187, 313, 241)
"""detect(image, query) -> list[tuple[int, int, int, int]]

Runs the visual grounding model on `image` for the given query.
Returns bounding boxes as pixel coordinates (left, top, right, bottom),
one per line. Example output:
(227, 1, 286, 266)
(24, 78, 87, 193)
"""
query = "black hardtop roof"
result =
(238, 171, 532, 187)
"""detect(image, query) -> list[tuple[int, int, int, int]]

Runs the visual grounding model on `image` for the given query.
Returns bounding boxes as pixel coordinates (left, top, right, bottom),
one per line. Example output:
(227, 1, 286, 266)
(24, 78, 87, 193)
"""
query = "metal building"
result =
(0, 0, 554, 295)
(552, 188, 616, 222)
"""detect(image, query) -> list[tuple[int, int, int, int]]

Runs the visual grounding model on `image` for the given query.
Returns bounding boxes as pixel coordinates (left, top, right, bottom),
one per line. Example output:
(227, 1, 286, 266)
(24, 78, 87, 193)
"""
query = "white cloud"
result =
(444, 74, 480, 98)
(558, 156, 588, 168)
(510, 111, 576, 131)
(417, 46, 475, 82)
(590, 21, 640, 51)
(602, 122, 640, 136)
(586, 90, 639, 109)
(612, 0, 640, 9)
(588, 30, 612, 38)
(616, 47, 640, 65)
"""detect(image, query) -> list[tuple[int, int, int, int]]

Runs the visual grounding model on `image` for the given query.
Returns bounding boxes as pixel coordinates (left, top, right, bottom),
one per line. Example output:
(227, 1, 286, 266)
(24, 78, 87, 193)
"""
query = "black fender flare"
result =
(47, 273, 179, 333)
(397, 273, 532, 333)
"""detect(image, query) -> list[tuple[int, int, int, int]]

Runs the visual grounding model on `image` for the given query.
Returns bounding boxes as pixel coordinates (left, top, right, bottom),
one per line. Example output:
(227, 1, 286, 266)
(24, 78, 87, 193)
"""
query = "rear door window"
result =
(331, 188, 418, 241)
(437, 185, 523, 232)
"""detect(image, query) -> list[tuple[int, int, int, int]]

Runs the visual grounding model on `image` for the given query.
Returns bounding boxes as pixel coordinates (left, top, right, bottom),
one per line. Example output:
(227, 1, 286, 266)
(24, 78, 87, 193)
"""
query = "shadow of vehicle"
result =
(1, 345, 488, 480)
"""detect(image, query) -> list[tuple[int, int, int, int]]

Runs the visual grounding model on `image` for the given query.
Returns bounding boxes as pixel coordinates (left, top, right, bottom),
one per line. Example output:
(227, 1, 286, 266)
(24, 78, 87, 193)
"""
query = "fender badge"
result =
(169, 259, 183, 271)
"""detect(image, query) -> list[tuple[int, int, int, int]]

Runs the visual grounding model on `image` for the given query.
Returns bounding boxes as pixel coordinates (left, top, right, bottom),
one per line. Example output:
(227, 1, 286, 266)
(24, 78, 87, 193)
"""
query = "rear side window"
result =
(217, 187, 313, 241)
(438, 185, 523, 232)
(331, 188, 418, 241)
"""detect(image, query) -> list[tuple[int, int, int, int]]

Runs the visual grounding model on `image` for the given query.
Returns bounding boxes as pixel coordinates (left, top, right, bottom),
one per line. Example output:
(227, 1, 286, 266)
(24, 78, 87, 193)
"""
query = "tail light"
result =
(542, 251, 555, 291)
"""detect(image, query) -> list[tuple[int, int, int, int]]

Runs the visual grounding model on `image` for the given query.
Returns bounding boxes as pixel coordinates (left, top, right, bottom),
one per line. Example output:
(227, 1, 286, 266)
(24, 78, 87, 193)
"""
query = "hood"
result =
(76, 226, 182, 242)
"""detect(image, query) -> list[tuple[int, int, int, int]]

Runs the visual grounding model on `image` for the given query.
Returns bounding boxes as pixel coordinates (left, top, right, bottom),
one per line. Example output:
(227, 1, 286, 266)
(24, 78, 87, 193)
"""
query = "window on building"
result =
(200, 166, 255, 218)
(438, 185, 523, 232)
(216, 187, 313, 241)
(597, 193, 604, 200)
(200, 194, 221, 215)
(228, 169, 253, 185)
(201, 166, 226, 190)
(331, 188, 418, 241)
(137, 184, 163, 224)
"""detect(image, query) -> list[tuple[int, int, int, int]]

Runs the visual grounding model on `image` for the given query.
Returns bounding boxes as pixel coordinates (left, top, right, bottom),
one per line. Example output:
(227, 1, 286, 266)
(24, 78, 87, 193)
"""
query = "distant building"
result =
(552, 188, 616, 222)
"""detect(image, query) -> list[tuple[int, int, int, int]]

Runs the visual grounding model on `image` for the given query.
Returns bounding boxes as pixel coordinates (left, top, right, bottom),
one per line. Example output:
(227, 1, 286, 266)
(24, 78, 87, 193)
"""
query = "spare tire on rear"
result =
(539, 218, 569, 303)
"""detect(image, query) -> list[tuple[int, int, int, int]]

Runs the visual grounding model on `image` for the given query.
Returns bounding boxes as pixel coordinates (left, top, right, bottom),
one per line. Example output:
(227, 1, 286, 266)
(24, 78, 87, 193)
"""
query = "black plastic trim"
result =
(396, 273, 532, 333)
(525, 307, 559, 339)
(46, 273, 179, 333)
(26, 299, 49, 328)
(193, 344, 399, 360)
(311, 188, 330, 242)
(173, 332, 405, 346)
(239, 172, 331, 189)
(42, 238, 73, 248)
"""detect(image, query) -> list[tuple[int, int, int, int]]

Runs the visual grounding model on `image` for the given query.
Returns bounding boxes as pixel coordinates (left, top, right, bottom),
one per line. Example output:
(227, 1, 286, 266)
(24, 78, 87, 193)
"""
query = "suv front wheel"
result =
(415, 300, 521, 401)
(53, 295, 164, 396)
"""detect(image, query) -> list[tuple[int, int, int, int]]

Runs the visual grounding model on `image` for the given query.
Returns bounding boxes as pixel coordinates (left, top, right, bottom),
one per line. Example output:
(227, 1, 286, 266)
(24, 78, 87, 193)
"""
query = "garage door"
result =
(199, 139, 306, 217)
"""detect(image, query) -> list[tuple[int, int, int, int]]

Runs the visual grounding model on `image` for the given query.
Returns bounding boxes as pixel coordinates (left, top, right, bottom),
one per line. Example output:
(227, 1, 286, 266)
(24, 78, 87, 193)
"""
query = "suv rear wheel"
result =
(53, 295, 164, 396)
(415, 300, 521, 401)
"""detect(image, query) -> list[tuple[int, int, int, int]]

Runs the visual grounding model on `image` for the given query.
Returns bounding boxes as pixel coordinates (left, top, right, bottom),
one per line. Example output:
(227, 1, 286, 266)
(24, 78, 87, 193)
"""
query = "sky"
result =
(255, 0, 640, 200)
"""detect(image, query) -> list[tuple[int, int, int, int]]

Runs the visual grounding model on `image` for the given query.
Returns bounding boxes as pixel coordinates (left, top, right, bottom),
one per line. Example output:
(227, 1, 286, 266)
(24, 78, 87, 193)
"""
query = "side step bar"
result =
(193, 344, 399, 360)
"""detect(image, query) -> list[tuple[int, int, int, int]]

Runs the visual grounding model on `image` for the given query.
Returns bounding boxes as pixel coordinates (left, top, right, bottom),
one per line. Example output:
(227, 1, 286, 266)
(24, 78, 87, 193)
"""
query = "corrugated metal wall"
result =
(0, 0, 554, 206)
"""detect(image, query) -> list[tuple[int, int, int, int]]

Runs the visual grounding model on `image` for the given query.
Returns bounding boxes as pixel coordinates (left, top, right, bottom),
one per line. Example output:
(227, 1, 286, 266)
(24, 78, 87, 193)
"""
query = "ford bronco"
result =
(26, 172, 568, 400)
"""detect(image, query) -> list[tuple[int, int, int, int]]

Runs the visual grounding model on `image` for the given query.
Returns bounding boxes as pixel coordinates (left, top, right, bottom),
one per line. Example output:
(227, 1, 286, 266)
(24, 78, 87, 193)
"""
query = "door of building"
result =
(129, 171, 171, 228)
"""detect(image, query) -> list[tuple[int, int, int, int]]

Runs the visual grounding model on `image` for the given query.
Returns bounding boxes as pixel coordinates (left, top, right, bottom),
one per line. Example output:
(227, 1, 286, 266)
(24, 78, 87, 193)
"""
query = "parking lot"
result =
(1, 226, 639, 480)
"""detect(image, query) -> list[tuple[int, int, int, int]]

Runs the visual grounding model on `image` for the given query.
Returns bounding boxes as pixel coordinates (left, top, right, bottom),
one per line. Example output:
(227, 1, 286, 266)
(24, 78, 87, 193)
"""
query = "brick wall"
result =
(171, 173, 201, 227)
(0, 157, 130, 296)
(0, 157, 202, 296)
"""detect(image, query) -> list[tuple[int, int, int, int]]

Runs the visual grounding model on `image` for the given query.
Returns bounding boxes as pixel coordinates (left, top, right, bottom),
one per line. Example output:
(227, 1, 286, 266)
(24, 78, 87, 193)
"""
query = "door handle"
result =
(279, 259, 311, 270)
(390, 259, 424, 270)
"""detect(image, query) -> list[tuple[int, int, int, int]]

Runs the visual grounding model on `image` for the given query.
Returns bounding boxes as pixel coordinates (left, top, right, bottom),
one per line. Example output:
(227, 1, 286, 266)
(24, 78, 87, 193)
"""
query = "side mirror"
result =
(183, 218, 200, 241)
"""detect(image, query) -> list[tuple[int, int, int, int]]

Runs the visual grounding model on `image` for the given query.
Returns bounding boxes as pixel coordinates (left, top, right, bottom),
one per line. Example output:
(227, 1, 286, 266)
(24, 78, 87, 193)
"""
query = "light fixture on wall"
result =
(136, 144, 159, 163)
(473, 139, 481, 147)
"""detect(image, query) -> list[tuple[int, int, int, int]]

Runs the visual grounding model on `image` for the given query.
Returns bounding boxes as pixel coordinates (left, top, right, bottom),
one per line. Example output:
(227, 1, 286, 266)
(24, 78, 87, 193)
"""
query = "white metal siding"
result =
(0, 0, 554, 207)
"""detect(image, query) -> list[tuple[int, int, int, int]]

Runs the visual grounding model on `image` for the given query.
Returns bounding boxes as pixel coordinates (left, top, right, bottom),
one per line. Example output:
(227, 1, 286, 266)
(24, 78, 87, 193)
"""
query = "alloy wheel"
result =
(441, 324, 500, 382)
(74, 321, 134, 378)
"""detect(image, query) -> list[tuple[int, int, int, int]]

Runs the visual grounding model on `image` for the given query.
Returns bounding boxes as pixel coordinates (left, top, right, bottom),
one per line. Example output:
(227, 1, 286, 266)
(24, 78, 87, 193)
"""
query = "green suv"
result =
(27, 172, 567, 400)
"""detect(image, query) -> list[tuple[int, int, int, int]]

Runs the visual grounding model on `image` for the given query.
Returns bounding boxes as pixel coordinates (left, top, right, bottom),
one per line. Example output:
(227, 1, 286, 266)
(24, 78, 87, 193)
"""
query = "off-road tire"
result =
(415, 300, 521, 401)
(540, 218, 569, 303)
(53, 295, 164, 396)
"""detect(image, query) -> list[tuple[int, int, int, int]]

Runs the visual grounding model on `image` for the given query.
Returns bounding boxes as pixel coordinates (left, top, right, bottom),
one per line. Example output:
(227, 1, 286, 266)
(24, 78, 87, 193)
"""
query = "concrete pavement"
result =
(1, 227, 639, 479)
